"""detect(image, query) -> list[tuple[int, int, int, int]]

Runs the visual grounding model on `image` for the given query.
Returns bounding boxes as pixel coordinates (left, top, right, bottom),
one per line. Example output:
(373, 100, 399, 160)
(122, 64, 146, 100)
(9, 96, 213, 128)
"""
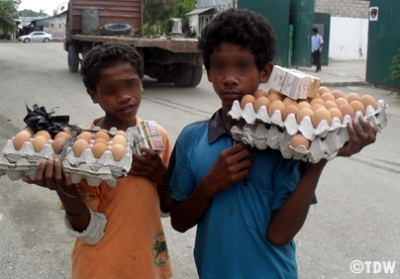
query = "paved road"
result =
(0, 42, 399, 279)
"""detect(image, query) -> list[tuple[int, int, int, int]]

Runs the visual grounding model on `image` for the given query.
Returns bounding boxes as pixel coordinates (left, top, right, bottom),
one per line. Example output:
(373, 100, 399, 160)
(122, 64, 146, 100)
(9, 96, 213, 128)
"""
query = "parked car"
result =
(18, 31, 52, 43)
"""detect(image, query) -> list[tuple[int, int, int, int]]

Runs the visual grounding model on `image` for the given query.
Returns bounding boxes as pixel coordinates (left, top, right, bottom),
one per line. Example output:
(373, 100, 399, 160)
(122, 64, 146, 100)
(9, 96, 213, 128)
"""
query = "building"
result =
(31, 11, 67, 40)
(186, 0, 233, 37)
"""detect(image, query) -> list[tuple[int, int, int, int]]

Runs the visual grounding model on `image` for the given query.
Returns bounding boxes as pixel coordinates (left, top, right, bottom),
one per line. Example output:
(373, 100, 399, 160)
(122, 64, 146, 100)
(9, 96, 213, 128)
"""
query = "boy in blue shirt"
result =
(167, 8, 377, 279)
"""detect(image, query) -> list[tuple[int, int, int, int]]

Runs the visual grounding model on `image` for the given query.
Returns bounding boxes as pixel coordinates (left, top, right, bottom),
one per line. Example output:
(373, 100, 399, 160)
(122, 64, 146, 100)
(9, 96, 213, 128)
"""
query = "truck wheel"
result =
(102, 23, 132, 36)
(188, 65, 203, 87)
(173, 64, 193, 87)
(68, 45, 79, 73)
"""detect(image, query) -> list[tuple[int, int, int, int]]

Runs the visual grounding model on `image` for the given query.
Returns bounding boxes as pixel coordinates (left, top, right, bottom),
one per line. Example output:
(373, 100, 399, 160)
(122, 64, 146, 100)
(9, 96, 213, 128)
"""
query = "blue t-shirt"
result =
(168, 110, 301, 279)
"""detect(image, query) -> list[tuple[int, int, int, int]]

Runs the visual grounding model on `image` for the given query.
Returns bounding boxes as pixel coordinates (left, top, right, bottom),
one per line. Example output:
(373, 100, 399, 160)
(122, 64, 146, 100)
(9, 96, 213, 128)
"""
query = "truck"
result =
(64, 0, 203, 87)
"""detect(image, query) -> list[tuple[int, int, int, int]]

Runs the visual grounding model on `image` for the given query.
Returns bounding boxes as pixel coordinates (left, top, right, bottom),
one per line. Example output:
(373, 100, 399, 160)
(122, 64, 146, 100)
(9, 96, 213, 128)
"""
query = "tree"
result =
(15, 8, 50, 18)
(144, 0, 177, 26)
(0, 0, 20, 32)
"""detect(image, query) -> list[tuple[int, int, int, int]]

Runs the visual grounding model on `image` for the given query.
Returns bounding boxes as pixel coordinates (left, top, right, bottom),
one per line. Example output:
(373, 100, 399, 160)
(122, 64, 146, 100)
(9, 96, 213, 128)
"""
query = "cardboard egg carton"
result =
(0, 157, 38, 181)
(229, 100, 388, 140)
(231, 106, 388, 163)
(3, 138, 56, 163)
(61, 126, 133, 187)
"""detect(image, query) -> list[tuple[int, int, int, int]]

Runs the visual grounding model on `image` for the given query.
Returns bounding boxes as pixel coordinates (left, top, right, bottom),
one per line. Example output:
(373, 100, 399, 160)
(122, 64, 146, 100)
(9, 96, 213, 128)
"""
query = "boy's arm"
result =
(170, 144, 252, 232)
(22, 158, 91, 232)
(267, 118, 377, 246)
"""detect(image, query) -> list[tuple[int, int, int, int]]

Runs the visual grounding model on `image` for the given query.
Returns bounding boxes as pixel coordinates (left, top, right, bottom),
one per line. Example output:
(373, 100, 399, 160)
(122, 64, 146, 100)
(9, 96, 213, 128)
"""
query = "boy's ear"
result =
(260, 62, 273, 83)
(87, 89, 98, 104)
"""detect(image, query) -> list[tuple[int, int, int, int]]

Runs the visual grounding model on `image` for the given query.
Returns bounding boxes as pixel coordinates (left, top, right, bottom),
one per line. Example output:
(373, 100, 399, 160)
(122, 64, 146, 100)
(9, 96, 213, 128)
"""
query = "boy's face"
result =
(207, 43, 272, 111)
(88, 62, 143, 123)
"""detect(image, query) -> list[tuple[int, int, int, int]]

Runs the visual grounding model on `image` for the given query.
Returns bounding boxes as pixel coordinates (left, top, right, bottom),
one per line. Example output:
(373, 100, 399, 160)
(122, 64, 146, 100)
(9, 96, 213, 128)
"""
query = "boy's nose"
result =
(117, 93, 132, 103)
(223, 74, 238, 85)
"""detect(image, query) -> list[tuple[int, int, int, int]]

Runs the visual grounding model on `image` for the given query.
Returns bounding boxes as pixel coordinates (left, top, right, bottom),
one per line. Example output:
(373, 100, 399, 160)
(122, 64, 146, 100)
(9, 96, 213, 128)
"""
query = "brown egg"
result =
(296, 108, 314, 124)
(12, 132, 30, 151)
(312, 108, 332, 128)
(346, 92, 361, 103)
(335, 97, 349, 108)
(253, 89, 268, 99)
(94, 137, 109, 145)
(320, 92, 335, 103)
(94, 131, 111, 142)
(54, 131, 70, 140)
(20, 127, 34, 137)
(291, 134, 311, 149)
(310, 98, 325, 106)
(240, 95, 256, 109)
(297, 102, 312, 110)
(317, 86, 330, 95)
(331, 90, 346, 99)
(311, 104, 325, 112)
(339, 104, 355, 118)
(111, 144, 126, 161)
(34, 130, 51, 141)
(360, 94, 377, 110)
(267, 90, 284, 102)
(112, 135, 127, 147)
(315, 93, 321, 98)
(73, 139, 89, 157)
(324, 101, 339, 110)
(268, 100, 285, 118)
(52, 137, 67, 154)
(298, 98, 310, 103)
(283, 97, 298, 107)
(32, 136, 48, 152)
(254, 96, 270, 112)
(282, 105, 299, 121)
(350, 100, 365, 115)
(329, 108, 344, 122)
(92, 142, 108, 159)
(115, 130, 128, 138)
(76, 131, 93, 143)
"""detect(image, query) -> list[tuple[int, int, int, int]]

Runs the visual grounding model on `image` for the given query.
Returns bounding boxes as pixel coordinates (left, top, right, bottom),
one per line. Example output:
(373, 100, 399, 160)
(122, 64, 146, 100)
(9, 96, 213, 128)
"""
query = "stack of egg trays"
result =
(229, 100, 388, 163)
(61, 127, 135, 187)
(0, 138, 55, 181)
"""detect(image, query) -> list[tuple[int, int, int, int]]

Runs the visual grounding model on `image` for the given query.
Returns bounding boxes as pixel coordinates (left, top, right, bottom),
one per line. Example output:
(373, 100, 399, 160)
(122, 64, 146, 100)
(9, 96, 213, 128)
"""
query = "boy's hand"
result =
(21, 157, 72, 190)
(337, 118, 378, 157)
(131, 146, 166, 187)
(202, 143, 252, 196)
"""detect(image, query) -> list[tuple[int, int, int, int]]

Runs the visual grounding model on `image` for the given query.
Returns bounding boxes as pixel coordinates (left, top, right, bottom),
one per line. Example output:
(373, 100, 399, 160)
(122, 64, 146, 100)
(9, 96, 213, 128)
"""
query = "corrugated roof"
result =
(186, 7, 215, 16)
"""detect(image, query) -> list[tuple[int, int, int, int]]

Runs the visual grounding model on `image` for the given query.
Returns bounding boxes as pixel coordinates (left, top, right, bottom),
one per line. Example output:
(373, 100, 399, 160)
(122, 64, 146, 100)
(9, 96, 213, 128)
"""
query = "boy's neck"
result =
(221, 107, 244, 134)
(97, 115, 137, 131)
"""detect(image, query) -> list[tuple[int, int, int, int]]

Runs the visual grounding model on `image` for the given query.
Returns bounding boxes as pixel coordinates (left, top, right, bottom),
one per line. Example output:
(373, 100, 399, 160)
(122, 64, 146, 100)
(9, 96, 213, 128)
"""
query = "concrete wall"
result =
(315, 0, 369, 18)
(329, 17, 369, 60)
(42, 14, 67, 39)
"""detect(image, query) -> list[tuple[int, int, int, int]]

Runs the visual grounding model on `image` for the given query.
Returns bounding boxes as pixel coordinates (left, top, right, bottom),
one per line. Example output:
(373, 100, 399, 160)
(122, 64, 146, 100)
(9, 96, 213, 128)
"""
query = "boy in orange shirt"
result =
(23, 42, 173, 279)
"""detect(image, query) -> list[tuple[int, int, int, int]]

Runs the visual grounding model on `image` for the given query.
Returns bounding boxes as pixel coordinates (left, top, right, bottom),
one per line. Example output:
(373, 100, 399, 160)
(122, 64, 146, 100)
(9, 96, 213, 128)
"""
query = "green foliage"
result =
(160, 19, 173, 36)
(143, 0, 177, 25)
(385, 47, 400, 96)
(14, 9, 50, 18)
(0, 0, 20, 32)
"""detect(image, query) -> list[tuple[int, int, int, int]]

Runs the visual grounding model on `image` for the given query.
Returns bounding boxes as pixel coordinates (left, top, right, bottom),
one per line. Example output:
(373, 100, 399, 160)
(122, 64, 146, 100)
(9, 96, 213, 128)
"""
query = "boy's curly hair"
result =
(198, 8, 277, 71)
(81, 42, 144, 92)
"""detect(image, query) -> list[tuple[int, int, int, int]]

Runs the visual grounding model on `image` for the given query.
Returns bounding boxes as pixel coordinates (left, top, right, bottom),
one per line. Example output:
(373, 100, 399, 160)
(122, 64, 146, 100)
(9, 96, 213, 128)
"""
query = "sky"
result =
(18, 0, 68, 15)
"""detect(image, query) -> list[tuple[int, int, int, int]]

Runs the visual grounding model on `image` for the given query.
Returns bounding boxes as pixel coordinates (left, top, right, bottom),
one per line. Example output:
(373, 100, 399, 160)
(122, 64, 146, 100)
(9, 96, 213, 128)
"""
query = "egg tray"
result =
(228, 100, 388, 141)
(0, 157, 39, 181)
(231, 109, 388, 163)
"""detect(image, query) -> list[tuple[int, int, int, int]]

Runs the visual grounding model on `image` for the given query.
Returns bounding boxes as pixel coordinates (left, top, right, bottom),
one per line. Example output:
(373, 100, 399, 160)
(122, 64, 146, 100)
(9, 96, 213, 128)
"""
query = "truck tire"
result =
(102, 23, 132, 36)
(188, 65, 203, 87)
(68, 45, 79, 73)
(173, 64, 193, 87)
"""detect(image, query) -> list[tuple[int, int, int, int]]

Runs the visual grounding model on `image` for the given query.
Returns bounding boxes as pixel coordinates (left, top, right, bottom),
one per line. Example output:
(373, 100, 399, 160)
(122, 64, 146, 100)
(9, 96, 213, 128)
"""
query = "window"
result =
(51, 23, 54, 28)
(59, 24, 62, 28)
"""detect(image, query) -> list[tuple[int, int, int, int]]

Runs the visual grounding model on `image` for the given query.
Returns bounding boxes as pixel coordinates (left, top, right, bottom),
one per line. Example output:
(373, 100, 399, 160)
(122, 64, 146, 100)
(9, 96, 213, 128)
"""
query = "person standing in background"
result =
(311, 27, 324, 72)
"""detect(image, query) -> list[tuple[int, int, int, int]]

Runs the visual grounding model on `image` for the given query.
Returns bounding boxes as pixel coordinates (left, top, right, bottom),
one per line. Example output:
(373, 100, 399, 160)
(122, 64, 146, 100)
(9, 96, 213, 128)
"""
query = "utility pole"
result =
(232, 0, 236, 9)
